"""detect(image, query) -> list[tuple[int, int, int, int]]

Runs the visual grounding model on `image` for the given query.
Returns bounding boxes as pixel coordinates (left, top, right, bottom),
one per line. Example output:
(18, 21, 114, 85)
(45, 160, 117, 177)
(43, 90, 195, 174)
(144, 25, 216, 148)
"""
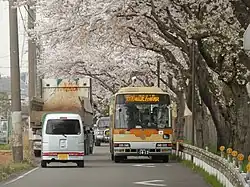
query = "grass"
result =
(0, 159, 34, 181)
(0, 144, 11, 150)
(0, 134, 35, 182)
(181, 160, 224, 187)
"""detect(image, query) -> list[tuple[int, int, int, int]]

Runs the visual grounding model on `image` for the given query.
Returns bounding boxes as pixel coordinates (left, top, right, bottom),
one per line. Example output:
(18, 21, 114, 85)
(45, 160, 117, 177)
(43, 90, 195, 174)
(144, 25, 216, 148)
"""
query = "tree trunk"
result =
(231, 0, 250, 29)
(185, 80, 207, 148)
(175, 92, 185, 141)
(226, 81, 250, 155)
(195, 59, 232, 148)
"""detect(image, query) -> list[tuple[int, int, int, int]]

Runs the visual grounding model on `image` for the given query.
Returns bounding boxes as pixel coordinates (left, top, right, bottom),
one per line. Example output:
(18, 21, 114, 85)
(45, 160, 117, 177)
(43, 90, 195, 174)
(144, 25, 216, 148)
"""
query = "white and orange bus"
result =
(109, 87, 173, 163)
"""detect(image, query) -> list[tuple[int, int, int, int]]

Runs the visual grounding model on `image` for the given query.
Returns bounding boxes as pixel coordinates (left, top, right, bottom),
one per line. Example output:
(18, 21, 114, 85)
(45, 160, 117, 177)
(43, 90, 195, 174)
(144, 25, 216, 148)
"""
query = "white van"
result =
(41, 113, 85, 168)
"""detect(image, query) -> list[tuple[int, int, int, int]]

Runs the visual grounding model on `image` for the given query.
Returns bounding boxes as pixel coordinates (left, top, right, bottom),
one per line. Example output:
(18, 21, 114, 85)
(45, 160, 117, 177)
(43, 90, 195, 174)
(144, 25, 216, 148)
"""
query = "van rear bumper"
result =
(42, 156, 84, 161)
(42, 152, 84, 161)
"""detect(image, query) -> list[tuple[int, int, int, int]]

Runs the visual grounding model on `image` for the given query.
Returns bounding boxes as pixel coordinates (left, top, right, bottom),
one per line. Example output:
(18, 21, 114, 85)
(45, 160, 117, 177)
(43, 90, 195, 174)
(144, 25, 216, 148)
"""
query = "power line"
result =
(24, 5, 35, 22)
(0, 55, 9, 59)
(0, 7, 27, 67)
(18, 7, 27, 67)
(0, 66, 28, 69)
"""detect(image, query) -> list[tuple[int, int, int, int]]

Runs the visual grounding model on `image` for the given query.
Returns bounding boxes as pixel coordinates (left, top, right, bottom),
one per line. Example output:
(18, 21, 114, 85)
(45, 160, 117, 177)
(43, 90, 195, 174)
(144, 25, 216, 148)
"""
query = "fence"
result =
(173, 142, 250, 187)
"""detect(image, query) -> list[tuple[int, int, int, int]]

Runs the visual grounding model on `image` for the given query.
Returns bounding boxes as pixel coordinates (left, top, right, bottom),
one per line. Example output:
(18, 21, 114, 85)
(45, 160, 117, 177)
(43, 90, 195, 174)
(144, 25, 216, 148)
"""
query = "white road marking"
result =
(165, 164, 172, 167)
(133, 163, 156, 167)
(4, 167, 39, 185)
(134, 180, 166, 186)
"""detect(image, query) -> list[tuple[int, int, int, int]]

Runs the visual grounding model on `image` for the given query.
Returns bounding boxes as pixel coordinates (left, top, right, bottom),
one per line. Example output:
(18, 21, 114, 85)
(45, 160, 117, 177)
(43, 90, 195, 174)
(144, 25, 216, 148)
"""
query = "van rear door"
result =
(43, 118, 84, 152)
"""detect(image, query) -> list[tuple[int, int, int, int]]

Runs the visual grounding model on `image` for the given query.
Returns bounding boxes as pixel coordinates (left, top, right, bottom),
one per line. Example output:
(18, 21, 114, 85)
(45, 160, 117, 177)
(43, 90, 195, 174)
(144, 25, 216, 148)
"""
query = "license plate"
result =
(139, 149, 149, 155)
(57, 154, 69, 160)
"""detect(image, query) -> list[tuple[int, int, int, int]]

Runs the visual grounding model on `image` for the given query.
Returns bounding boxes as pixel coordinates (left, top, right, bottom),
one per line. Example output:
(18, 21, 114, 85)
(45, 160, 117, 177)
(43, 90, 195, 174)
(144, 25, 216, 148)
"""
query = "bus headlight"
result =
(114, 143, 130, 147)
(156, 143, 172, 147)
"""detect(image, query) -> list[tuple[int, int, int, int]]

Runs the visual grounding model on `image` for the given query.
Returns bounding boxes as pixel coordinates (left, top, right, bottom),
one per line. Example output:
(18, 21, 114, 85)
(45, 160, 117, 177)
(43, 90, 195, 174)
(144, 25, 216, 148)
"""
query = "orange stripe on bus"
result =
(113, 129, 173, 137)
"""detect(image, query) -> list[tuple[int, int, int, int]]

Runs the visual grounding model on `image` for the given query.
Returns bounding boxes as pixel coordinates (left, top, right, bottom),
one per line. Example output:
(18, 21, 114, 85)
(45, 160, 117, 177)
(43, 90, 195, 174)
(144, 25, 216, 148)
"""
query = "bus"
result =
(109, 87, 173, 163)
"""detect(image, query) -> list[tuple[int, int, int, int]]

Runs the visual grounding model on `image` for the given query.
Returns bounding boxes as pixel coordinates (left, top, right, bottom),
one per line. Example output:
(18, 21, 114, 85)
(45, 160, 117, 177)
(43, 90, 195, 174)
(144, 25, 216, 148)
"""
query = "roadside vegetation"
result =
(0, 134, 35, 182)
(0, 160, 34, 181)
(170, 155, 223, 187)
(181, 160, 223, 187)
(0, 144, 11, 150)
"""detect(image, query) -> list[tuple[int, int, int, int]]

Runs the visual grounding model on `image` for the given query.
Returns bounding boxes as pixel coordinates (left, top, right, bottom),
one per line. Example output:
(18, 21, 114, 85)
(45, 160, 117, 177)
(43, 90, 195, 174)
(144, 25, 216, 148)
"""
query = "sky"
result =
(0, 1, 28, 77)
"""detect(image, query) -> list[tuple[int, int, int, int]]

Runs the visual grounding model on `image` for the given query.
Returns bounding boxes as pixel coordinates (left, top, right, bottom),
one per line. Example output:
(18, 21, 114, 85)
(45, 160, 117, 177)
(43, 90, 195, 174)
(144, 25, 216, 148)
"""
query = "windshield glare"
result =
(115, 103, 170, 129)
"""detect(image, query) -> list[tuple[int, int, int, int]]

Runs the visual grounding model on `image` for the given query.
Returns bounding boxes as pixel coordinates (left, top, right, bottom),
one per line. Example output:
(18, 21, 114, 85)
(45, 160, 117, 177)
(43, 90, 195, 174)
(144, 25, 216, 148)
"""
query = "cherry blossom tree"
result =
(34, 2, 159, 113)
(27, 0, 212, 146)
(17, 0, 250, 153)
(98, 0, 250, 151)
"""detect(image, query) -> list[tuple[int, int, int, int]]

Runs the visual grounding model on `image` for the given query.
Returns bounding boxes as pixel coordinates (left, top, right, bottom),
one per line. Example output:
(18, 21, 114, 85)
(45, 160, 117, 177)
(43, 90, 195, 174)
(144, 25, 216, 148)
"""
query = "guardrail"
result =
(173, 143, 250, 187)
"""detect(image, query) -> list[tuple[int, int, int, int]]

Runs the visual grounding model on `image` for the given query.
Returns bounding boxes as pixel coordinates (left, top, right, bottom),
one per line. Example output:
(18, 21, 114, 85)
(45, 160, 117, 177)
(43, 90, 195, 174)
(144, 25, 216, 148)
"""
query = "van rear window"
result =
(45, 119, 81, 135)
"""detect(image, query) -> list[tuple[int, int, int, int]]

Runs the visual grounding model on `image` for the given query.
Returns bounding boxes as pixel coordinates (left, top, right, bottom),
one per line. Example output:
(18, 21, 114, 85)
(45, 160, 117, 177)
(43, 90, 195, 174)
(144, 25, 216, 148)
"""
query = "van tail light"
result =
(42, 152, 84, 156)
(69, 152, 84, 156)
(42, 152, 57, 156)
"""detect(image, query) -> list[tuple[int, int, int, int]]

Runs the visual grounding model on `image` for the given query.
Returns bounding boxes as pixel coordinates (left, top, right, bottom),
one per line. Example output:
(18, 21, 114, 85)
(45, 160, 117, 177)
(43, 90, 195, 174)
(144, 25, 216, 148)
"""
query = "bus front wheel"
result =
(114, 156, 126, 163)
(162, 156, 169, 163)
(111, 154, 114, 161)
(95, 141, 101, 146)
(114, 156, 122, 163)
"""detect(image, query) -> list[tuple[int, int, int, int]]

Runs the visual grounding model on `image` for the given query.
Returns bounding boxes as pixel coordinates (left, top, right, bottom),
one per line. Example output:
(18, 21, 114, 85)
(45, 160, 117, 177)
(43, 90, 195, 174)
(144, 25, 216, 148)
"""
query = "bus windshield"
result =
(115, 94, 171, 129)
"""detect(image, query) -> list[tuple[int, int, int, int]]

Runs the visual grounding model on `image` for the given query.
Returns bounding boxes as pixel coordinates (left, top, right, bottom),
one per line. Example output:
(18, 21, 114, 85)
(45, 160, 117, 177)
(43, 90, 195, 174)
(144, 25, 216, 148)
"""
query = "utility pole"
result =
(157, 60, 160, 87)
(36, 41, 42, 97)
(9, 0, 23, 162)
(27, 0, 36, 154)
(191, 41, 196, 148)
(28, 0, 36, 109)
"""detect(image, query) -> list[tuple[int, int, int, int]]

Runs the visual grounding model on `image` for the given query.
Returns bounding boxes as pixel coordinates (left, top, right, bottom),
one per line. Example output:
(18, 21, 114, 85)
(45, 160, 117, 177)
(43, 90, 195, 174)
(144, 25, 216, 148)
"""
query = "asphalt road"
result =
(1, 144, 210, 187)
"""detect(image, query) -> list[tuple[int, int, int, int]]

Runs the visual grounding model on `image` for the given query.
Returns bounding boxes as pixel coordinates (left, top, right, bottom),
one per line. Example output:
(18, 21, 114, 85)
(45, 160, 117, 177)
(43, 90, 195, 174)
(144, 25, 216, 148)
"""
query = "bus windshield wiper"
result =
(62, 134, 67, 138)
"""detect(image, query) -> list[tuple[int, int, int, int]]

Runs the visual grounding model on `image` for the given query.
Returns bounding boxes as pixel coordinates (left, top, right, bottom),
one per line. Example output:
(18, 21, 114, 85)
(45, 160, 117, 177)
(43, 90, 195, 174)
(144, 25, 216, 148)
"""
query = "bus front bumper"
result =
(113, 148, 172, 157)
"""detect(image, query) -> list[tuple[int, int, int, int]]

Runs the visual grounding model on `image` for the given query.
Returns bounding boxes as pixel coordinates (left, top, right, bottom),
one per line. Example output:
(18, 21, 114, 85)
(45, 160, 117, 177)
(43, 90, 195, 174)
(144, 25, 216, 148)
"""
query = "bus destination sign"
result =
(125, 95, 160, 102)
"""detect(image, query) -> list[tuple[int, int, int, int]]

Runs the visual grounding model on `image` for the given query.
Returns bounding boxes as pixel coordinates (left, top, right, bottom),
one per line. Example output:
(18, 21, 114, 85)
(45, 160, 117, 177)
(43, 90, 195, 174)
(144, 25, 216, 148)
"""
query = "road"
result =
(1, 144, 210, 187)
